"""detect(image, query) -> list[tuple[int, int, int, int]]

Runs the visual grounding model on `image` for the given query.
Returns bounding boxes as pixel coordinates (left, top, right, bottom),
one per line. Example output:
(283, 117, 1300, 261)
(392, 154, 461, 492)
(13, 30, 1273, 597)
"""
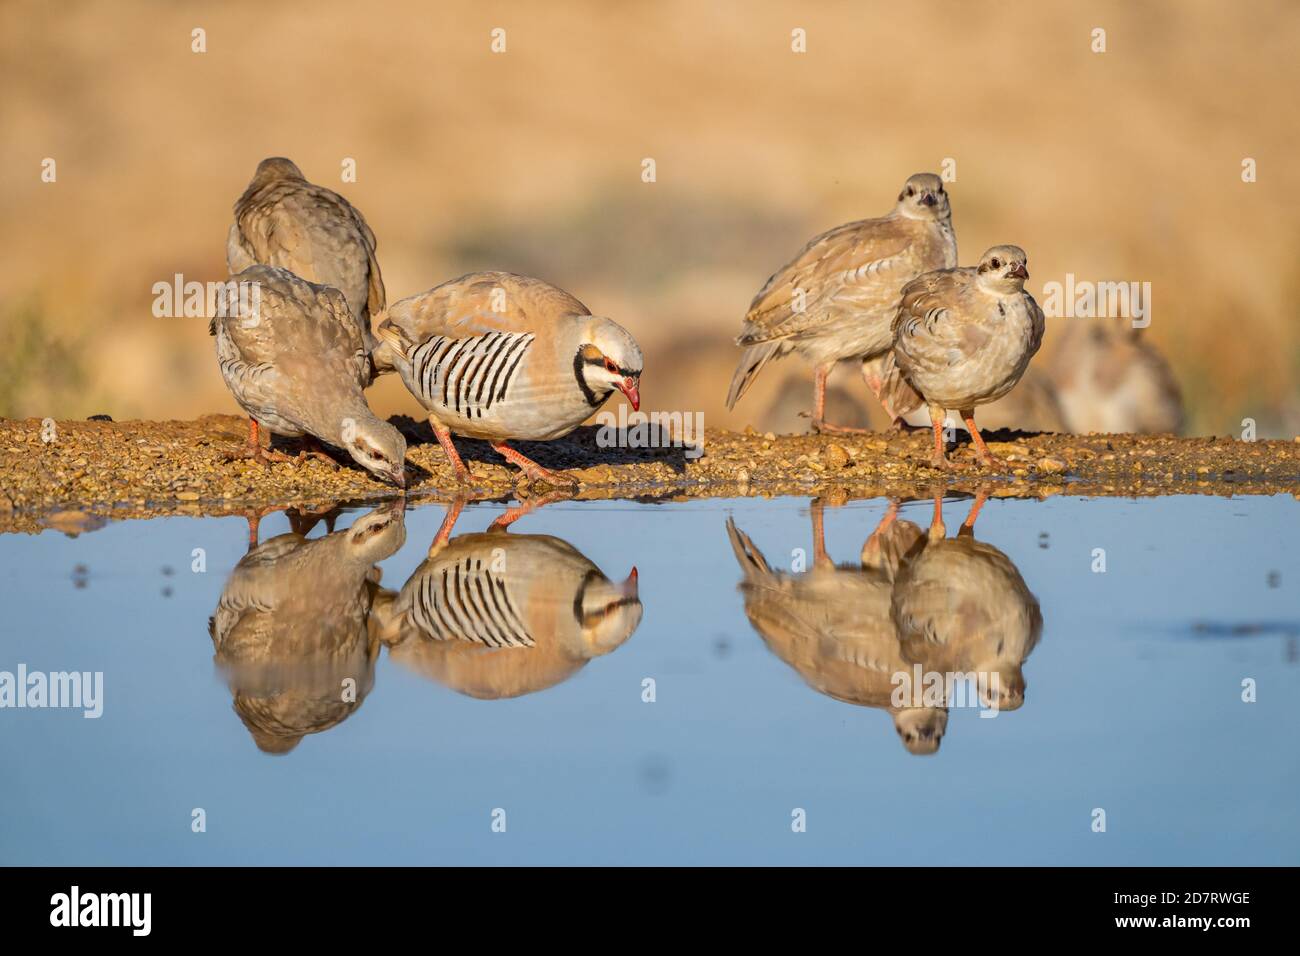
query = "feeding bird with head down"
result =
(210, 264, 407, 486)
(377, 271, 643, 485)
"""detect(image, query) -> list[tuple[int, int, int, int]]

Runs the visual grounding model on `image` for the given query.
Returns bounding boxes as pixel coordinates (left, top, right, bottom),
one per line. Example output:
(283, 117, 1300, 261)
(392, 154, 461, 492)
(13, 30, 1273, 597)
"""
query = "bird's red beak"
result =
(620, 378, 640, 411)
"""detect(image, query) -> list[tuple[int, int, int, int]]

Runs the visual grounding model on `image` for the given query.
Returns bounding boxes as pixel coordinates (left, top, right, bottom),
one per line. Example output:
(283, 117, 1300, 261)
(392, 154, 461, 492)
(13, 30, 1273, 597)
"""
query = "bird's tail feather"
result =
(726, 341, 782, 410)
(873, 351, 924, 420)
(373, 319, 411, 375)
(725, 517, 772, 582)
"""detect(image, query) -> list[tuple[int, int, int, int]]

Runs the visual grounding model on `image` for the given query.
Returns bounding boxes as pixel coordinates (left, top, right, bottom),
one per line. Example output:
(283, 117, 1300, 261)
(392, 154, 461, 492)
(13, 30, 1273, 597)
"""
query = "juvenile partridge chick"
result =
(209, 502, 406, 753)
(886, 245, 1045, 468)
(1047, 318, 1184, 434)
(377, 272, 643, 485)
(211, 264, 407, 486)
(890, 493, 1042, 713)
(727, 172, 957, 432)
(227, 157, 385, 361)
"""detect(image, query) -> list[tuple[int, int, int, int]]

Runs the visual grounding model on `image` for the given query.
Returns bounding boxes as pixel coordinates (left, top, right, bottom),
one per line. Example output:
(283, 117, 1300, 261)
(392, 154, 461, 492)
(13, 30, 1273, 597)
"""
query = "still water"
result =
(1, 493, 1296, 865)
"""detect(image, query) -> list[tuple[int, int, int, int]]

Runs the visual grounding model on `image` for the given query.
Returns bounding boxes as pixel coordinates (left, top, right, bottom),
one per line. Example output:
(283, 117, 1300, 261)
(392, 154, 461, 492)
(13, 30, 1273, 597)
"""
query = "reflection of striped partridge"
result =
(208, 503, 406, 753)
(883, 245, 1045, 468)
(227, 157, 385, 360)
(726, 500, 950, 756)
(377, 272, 643, 485)
(211, 264, 407, 485)
(890, 493, 1042, 712)
(373, 503, 641, 699)
(727, 173, 957, 433)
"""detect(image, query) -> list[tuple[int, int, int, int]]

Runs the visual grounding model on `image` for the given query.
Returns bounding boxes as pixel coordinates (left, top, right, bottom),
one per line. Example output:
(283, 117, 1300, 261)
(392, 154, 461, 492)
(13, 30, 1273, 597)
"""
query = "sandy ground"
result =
(1, 416, 1297, 535)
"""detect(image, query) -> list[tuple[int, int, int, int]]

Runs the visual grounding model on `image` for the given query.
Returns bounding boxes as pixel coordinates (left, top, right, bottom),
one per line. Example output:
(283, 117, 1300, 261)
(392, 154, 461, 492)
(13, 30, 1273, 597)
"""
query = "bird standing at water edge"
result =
(883, 245, 1045, 468)
(726, 172, 957, 432)
(227, 157, 386, 372)
(378, 271, 643, 486)
(211, 264, 407, 486)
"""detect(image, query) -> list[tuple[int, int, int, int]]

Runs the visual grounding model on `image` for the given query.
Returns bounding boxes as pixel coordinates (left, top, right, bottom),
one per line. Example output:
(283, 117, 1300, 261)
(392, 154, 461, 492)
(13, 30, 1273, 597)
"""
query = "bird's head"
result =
(574, 566, 643, 655)
(891, 707, 949, 756)
(976, 245, 1031, 293)
(342, 417, 408, 487)
(345, 500, 407, 562)
(576, 318, 643, 411)
(252, 156, 305, 182)
(896, 172, 951, 221)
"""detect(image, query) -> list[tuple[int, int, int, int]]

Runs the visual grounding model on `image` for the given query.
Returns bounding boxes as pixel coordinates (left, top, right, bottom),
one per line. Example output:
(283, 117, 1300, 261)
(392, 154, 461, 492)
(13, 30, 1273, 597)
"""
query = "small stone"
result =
(823, 443, 850, 469)
(176, 491, 200, 501)
(1036, 456, 1067, 474)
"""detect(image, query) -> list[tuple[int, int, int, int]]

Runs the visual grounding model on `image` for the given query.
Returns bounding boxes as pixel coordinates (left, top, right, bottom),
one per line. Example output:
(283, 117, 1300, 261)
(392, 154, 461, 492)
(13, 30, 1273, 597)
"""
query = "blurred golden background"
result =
(2, 0, 1298, 436)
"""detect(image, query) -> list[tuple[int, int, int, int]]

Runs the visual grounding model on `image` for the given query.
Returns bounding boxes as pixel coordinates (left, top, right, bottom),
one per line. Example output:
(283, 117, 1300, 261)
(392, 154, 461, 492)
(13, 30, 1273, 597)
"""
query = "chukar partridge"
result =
(227, 157, 385, 365)
(372, 498, 642, 699)
(890, 491, 1042, 713)
(726, 500, 951, 755)
(211, 264, 407, 486)
(377, 272, 643, 485)
(209, 502, 406, 753)
(1047, 317, 1184, 434)
(726, 172, 957, 432)
(883, 245, 1045, 468)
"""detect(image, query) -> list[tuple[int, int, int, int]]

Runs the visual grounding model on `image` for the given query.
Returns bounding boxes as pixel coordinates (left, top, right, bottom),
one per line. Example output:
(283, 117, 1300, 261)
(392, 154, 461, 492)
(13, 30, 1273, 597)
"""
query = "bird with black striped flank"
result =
(727, 172, 957, 432)
(377, 272, 643, 485)
(371, 497, 642, 699)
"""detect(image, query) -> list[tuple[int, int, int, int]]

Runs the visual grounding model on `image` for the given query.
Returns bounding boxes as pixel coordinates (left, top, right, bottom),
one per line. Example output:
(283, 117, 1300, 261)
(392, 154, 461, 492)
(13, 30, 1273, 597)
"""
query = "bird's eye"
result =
(604, 358, 618, 374)
(906, 187, 915, 197)
(372, 449, 387, 463)
(990, 258, 1001, 269)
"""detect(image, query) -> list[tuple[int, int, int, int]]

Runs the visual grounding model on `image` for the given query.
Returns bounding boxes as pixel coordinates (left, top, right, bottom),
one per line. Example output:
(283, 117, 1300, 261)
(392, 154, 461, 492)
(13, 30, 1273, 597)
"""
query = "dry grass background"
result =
(2, 0, 1298, 436)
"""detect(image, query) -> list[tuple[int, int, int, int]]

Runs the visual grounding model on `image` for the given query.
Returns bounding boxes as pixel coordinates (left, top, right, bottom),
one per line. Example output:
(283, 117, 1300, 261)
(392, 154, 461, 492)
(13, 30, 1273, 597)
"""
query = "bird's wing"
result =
(226, 222, 258, 275)
(234, 181, 377, 321)
(891, 268, 989, 369)
(221, 268, 369, 421)
(739, 217, 914, 343)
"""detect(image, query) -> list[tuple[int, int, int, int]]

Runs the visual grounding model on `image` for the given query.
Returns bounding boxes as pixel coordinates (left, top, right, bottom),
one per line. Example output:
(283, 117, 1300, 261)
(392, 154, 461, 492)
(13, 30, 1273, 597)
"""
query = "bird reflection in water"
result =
(372, 495, 643, 699)
(728, 490, 1041, 754)
(208, 500, 406, 754)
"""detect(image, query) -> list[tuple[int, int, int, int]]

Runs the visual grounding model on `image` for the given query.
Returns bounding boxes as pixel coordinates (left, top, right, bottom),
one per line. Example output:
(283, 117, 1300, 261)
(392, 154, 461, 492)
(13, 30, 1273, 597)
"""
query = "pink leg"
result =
(430, 420, 471, 483)
(490, 441, 574, 486)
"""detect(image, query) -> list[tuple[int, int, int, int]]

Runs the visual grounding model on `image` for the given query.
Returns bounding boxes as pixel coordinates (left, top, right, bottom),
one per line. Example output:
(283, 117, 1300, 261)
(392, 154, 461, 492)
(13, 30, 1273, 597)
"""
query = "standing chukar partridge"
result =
(372, 498, 642, 699)
(890, 491, 1042, 713)
(726, 500, 952, 755)
(209, 502, 406, 754)
(726, 172, 957, 432)
(377, 272, 643, 485)
(227, 156, 385, 367)
(882, 245, 1045, 468)
(211, 264, 407, 486)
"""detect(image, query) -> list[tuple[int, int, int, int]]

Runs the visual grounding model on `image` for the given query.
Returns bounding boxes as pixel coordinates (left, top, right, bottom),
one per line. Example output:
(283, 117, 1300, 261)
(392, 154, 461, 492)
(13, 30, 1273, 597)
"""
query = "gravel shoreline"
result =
(2, 415, 1298, 534)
